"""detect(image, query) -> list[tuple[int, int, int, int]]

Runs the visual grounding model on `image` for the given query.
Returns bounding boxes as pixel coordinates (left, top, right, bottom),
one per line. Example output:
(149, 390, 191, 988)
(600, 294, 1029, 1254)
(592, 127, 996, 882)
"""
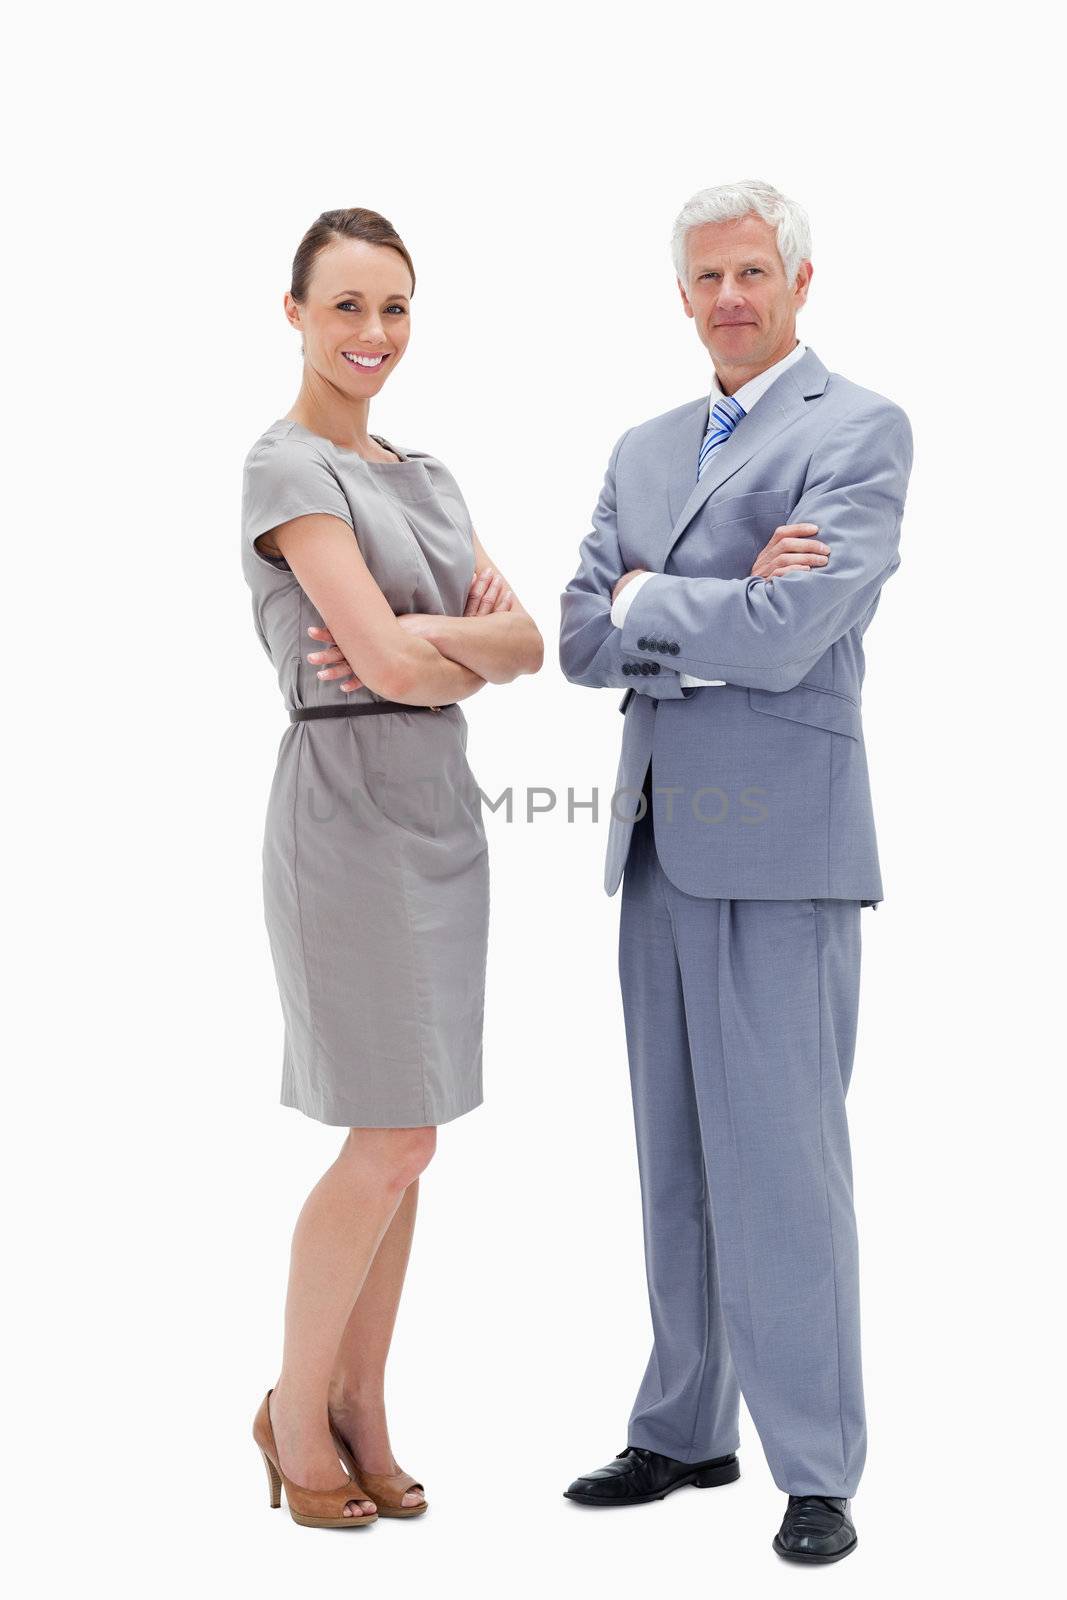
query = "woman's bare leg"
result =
(328, 1177, 425, 1507)
(268, 1126, 436, 1518)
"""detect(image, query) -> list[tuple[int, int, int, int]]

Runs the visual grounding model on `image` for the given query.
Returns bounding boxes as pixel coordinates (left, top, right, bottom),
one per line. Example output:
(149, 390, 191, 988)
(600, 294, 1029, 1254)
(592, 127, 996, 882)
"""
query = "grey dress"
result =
(240, 419, 489, 1128)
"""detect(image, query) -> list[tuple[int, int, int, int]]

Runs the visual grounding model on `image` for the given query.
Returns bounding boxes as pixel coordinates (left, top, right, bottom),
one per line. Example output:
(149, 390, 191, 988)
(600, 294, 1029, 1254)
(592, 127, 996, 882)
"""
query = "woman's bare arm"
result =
(268, 513, 488, 704)
(405, 611, 540, 685)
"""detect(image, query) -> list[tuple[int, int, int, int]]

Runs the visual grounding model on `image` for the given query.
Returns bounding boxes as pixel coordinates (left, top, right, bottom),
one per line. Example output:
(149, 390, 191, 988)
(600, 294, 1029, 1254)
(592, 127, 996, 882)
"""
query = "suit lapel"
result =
(655, 346, 830, 573)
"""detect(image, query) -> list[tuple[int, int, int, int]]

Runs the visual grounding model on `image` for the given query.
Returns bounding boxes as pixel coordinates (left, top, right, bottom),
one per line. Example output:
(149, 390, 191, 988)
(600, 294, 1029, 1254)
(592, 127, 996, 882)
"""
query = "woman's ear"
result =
(282, 290, 302, 334)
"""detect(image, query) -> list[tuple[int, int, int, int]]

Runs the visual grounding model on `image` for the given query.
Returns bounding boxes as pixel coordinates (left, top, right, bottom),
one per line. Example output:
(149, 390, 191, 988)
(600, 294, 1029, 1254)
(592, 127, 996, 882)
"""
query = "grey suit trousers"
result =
(620, 763, 866, 1498)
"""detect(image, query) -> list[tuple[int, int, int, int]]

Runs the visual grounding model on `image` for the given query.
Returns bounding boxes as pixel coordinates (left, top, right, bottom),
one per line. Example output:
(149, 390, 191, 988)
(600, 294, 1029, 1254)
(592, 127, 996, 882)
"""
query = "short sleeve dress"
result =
(240, 418, 490, 1128)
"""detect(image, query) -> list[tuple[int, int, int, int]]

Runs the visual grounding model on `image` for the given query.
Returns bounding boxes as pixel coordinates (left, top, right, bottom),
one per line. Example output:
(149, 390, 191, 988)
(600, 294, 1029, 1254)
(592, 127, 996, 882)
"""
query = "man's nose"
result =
(717, 276, 747, 304)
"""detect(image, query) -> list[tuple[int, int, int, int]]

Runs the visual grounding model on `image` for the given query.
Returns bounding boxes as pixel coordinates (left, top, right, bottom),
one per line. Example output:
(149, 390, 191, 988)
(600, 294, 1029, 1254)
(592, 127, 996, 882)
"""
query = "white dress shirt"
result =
(610, 340, 808, 687)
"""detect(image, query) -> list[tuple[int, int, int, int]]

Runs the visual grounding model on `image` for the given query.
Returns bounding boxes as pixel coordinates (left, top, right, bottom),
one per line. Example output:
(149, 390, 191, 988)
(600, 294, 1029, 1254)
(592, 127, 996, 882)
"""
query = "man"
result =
(558, 178, 913, 1564)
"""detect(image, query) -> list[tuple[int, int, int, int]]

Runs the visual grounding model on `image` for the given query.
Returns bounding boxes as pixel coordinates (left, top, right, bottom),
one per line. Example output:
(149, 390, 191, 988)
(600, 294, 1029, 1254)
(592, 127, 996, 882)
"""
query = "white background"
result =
(8, 2, 1063, 1595)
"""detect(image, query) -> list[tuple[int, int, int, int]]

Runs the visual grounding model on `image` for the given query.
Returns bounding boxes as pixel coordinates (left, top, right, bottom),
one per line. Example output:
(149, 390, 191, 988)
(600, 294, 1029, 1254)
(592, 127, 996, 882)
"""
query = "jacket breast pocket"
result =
(748, 683, 862, 740)
(704, 488, 795, 530)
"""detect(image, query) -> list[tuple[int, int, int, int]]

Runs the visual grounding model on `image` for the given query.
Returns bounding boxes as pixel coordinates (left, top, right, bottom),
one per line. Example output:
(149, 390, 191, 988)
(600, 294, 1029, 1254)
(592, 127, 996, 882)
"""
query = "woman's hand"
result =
(751, 524, 830, 579)
(306, 625, 363, 692)
(464, 566, 513, 616)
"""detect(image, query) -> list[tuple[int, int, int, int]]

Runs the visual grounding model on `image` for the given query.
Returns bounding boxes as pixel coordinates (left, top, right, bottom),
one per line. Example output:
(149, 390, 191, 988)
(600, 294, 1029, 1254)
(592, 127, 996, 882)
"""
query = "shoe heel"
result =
(261, 1447, 283, 1508)
(693, 1457, 741, 1489)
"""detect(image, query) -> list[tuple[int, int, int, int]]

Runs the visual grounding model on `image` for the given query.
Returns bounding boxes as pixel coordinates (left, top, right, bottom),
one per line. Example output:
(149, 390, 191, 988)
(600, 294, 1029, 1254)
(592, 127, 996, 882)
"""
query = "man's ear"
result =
(677, 276, 695, 320)
(793, 261, 813, 311)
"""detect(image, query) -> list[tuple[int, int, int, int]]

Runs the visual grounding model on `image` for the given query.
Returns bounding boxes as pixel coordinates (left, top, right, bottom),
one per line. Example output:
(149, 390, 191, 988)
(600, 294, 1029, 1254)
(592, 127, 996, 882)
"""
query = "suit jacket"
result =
(559, 346, 913, 900)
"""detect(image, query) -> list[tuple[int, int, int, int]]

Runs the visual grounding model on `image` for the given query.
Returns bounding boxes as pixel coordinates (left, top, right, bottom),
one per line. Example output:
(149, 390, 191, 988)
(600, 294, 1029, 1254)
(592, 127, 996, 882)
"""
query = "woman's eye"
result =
(385, 305, 408, 315)
(337, 301, 359, 311)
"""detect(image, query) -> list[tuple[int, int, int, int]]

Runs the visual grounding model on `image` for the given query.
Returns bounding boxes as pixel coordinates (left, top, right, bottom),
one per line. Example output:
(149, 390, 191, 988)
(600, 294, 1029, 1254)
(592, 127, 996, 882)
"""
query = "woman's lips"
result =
(341, 351, 389, 369)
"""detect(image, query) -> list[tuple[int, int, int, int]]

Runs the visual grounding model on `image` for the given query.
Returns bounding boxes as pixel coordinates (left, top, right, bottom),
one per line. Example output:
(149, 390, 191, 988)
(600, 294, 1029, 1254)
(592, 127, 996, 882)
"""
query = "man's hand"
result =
(611, 569, 648, 605)
(751, 524, 829, 580)
(306, 565, 515, 693)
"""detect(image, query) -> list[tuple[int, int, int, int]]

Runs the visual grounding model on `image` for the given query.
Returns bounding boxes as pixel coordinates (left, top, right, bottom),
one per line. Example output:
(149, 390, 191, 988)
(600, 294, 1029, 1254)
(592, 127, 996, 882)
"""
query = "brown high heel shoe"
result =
(329, 1419, 428, 1518)
(253, 1389, 379, 1529)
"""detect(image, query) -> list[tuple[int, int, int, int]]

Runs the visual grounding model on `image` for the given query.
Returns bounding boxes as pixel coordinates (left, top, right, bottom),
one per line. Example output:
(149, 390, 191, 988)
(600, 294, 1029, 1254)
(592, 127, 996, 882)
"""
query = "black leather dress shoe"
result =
(772, 1495, 858, 1562)
(564, 1445, 740, 1506)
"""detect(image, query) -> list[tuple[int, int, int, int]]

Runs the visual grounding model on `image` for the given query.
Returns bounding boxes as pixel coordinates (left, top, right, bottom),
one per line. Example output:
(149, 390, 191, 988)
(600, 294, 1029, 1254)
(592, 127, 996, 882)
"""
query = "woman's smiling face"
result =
(284, 238, 413, 395)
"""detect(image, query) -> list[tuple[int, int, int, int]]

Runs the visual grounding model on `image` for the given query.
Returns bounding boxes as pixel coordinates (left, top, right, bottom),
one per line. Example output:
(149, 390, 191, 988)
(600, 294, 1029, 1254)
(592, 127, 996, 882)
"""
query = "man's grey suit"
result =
(559, 346, 913, 1499)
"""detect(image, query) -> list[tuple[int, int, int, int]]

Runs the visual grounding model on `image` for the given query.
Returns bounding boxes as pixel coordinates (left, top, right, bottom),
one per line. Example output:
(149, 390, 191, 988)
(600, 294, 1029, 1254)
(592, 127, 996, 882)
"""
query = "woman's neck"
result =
(287, 385, 375, 454)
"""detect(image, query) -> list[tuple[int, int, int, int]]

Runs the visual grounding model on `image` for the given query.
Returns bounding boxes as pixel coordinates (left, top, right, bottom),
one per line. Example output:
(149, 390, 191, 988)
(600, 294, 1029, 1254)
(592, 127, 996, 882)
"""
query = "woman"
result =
(242, 208, 542, 1529)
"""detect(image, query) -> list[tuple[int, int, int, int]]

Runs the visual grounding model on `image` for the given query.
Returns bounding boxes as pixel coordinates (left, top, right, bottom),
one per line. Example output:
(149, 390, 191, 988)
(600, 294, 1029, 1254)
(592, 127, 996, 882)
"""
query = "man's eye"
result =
(337, 301, 359, 311)
(385, 305, 408, 315)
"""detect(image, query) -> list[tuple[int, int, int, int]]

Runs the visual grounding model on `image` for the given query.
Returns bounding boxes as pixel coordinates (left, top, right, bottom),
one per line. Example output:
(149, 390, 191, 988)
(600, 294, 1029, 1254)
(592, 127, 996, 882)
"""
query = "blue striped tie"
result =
(697, 393, 746, 480)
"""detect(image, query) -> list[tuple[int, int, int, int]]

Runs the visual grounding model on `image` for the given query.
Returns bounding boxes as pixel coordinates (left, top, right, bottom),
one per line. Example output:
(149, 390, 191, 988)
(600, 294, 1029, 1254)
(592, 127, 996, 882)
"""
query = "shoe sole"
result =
(288, 1509, 378, 1528)
(772, 1533, 858, 1563)
(564, 1458, 740, 1506)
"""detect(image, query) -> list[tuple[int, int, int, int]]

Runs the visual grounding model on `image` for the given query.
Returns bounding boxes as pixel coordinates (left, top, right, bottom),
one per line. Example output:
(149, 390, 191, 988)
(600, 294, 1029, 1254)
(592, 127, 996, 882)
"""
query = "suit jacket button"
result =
(651, 662, 661, 674)
(622, 663, 633, 675)
(641, 662, 652, 674)
(637, 636, 649, 651)
(669, 643, 680, 655)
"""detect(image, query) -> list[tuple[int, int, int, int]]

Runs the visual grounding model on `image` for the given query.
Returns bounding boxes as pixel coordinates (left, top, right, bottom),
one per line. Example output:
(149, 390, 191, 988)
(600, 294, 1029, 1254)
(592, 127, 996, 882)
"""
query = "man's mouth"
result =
(341, 351, 388, 369)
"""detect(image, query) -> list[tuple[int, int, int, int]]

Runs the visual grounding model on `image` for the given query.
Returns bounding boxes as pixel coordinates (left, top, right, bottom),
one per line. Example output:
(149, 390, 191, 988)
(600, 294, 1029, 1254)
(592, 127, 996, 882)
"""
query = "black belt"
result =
(290, 700, 456, 723)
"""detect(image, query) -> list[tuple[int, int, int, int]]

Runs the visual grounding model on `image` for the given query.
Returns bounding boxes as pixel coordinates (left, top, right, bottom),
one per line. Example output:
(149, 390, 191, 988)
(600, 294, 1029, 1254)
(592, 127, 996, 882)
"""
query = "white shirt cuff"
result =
(610, 569, 658, 628)
(680, 672, 726, 687)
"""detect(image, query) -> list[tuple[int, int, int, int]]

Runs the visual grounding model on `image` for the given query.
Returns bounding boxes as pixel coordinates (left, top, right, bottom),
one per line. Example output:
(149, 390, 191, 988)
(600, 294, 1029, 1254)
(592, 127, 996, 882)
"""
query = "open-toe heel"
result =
(330, 1422, 428, 1518)
(253, 1388, 379, 1529)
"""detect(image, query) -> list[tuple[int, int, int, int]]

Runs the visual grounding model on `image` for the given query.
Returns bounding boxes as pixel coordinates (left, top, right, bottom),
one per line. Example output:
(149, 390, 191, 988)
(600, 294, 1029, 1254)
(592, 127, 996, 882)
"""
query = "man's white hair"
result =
(671, 179, 812, 286)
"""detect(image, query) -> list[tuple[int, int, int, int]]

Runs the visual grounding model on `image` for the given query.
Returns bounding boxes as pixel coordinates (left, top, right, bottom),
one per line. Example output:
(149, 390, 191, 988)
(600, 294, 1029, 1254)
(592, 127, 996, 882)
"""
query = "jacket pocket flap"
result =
(748, 684, 861, 739)
(705, 488, 793, 528)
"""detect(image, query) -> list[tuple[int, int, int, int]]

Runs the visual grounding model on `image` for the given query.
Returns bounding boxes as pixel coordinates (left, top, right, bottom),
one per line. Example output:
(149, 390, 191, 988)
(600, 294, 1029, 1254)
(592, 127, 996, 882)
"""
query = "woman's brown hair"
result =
(290, 208, 416, 302)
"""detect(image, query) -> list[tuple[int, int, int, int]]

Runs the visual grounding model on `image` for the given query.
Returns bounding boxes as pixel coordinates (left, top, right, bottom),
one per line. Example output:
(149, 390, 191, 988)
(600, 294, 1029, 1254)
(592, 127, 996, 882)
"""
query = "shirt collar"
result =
(711, 339, 806, 416)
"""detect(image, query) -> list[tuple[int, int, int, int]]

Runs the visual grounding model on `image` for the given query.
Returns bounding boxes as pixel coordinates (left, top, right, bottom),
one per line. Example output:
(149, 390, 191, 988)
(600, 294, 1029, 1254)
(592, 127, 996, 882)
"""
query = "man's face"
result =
(678, 213, 812, 383)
